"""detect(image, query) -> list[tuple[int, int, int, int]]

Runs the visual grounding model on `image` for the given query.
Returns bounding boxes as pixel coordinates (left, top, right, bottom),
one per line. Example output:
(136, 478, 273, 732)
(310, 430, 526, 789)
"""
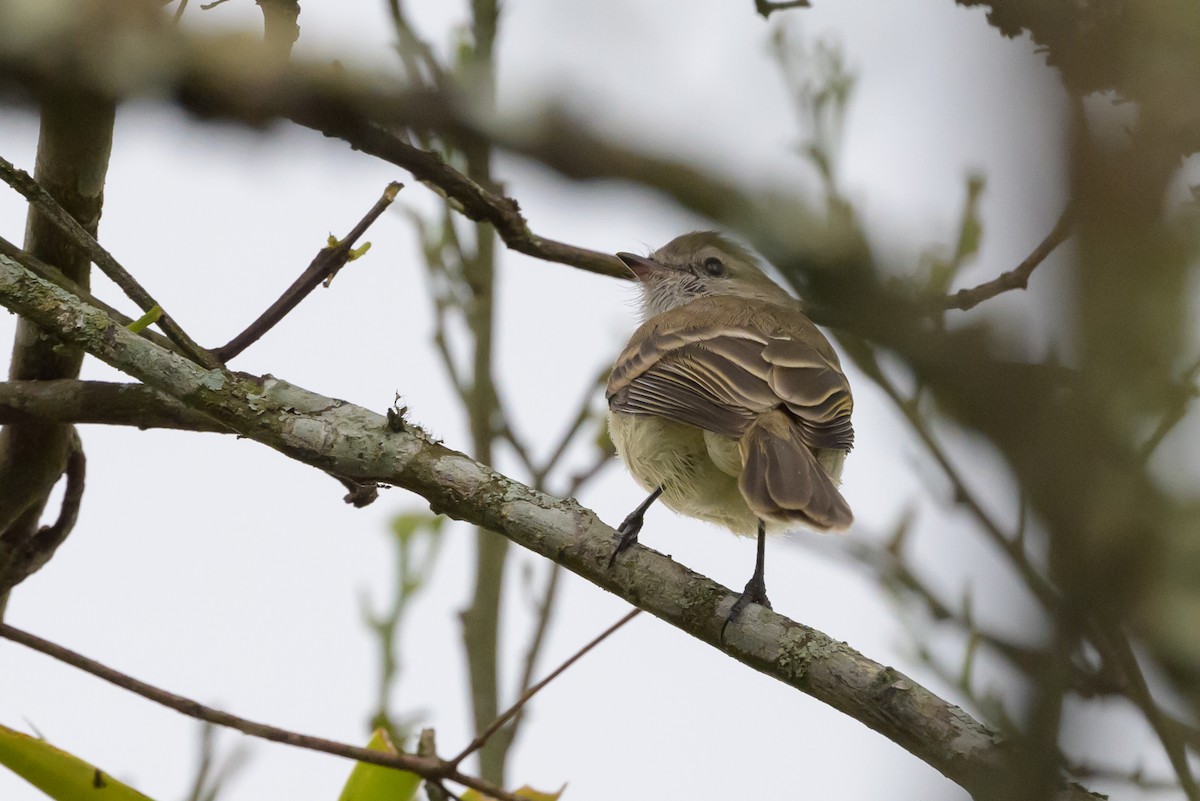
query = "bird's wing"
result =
(607, 301, 854, 450)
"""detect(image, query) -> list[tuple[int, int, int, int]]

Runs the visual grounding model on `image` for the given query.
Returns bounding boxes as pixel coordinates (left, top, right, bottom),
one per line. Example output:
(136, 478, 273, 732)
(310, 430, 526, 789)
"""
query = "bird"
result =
(605, 231, 854, 636)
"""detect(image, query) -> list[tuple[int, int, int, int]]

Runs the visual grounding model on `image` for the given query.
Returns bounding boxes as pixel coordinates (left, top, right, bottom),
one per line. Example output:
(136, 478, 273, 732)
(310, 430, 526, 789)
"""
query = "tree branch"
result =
(451, 609, 640, 767)
(754, 0, 810, 18)
(0, 430, 85, 592)
(0, 154, 216, 368)
(0, 250, 1104, 801)
(212, 181, 402, 362)
(938, 205, 1073, 312)
(0, 622, 526, 801)
(0, 236, 180, 354)
(0, 87, 114, 601)
(0, 17, 627, 280)
(0, 380, 230, 433)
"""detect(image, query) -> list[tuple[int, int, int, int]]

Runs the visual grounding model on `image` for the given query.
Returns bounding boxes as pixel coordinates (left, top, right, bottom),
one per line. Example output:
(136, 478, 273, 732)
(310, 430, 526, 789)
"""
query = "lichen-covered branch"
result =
(0, 250, 1103, 801)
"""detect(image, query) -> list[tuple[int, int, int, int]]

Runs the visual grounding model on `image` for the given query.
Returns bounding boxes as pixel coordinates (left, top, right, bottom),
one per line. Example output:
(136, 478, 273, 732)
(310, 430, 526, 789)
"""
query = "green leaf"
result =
(336, 729, 421, 801)
(125, 305, 162, 334)
(390, 511, 443, 543)
(0, 722, 156, 801)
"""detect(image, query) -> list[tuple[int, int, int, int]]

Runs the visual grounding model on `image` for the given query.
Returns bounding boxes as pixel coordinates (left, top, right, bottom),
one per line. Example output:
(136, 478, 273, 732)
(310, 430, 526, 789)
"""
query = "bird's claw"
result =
(719, 574, 773, 644)
(607, 511, 645, 568)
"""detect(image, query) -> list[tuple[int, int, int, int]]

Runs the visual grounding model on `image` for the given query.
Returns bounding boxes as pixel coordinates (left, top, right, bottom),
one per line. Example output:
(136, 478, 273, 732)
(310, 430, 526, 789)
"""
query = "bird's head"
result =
(618, 231, 793, 319)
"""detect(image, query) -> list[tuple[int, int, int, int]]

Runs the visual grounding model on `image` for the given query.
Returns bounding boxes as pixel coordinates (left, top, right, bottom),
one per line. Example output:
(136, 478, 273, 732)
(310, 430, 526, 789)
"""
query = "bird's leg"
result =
(608, 486, 664, 567)
(721, 520, 772, 642)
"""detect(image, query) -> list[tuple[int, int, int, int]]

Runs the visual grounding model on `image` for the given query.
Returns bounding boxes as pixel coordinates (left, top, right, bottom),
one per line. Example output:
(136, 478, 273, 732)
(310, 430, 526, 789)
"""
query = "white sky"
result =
(0, 0, 1179, 799)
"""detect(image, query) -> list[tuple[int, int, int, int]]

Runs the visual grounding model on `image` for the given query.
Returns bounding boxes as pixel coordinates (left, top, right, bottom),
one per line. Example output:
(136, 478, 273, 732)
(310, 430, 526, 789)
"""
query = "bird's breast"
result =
(607, 410, 758, 536)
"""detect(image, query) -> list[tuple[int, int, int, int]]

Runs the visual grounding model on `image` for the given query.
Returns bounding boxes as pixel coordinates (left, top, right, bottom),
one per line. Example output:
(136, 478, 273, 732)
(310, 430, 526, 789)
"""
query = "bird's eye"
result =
(702, 257, 725, 277)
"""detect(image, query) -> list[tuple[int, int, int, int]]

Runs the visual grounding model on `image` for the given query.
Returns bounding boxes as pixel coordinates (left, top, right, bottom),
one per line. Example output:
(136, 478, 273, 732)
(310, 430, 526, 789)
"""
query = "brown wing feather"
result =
(740, 410, 853, 530)
(607, 298, 855, 453)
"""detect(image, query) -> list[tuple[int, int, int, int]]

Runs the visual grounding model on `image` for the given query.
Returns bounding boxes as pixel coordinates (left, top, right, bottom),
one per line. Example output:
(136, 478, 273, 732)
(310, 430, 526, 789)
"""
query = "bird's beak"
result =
(616, 252, 666, 282)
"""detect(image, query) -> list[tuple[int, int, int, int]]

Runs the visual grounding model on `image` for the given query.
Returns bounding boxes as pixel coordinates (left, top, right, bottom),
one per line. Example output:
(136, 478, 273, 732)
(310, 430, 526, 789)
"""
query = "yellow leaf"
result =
(0, 722, 157, 801)
(336, 729, 422, 801)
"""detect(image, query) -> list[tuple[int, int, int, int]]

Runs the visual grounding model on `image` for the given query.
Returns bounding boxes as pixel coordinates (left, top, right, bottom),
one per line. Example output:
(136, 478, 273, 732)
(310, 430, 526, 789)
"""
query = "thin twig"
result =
(1093, 627, 1199, 798)
(0, 155, 218, 368)
(386, 0, 446, 91)
(852, 351, 1061, 611)
(0, 623, 527, 801)
(533, 364, 609, 485)
(939, 205, 1074, 312)
(563, 451, 613, 497)
(212, 182, 402, 362)
(451, 608, 641, 767)
(510, 563, 561, 733)
(754, 0, 810, 17)
(497, 409, 539, 480)
(1066, 761, 1182, 793)
(1138, 353, 1200, 462)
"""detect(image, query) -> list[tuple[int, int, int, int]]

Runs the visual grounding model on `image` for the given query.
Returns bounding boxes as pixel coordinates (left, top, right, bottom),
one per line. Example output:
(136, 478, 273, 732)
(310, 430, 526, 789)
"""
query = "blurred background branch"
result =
(0, 1, 1198, 800)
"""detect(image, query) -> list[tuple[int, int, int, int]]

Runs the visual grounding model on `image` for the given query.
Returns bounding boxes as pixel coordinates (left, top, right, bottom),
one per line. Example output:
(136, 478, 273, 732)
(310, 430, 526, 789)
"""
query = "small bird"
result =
(606, 231, 854, 635)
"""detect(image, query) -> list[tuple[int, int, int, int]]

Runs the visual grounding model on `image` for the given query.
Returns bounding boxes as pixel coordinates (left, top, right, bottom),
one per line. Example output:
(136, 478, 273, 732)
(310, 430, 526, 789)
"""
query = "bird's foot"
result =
(606, 510, 645, 568)
(720, 573, 773, 643)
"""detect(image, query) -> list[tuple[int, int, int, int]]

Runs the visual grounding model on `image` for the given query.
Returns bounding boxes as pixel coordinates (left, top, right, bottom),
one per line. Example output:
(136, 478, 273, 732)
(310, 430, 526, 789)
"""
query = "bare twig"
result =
(417, 729, 454, 801)
(386, 0, 447, 91)
(844, 344, 1062, 611)
(513, 563, 562, 703)
(939, 205, 1074, 312)
(532, 364, 609, 485)
(1093, 628, 1199, 798)
(212, 182, 402, 362)
(1138, 353, 1200, 461)
(452, 608, 640, 767)
(1066, 761, 1182, 793)
(754, 0, 810, 17)
(497, 408, 539, 481)
(563, 452, 613, 497)
(0, 623, 527, 801)
(0, 155, 217, 368)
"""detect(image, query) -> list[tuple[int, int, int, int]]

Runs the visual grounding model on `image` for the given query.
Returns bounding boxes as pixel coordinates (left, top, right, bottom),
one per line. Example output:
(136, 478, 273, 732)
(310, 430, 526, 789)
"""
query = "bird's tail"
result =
(738, 409, 853, 531)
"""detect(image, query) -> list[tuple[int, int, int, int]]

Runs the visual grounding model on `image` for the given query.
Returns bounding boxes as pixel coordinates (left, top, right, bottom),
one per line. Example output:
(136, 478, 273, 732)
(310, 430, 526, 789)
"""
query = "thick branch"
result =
(0, 380, 230, 433)
(0, 251, 1103, 801)
(0, 18, 625, 280)
(0, 87, 113, 594)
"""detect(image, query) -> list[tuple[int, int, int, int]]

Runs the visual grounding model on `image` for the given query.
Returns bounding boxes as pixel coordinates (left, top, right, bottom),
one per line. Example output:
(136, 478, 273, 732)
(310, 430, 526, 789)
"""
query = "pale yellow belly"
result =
(608, 411, 759, 536)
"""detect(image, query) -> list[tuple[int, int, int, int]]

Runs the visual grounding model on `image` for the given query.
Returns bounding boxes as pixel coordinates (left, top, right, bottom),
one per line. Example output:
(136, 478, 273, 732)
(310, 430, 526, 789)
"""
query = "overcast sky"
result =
(1, 1, 1172, 799)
